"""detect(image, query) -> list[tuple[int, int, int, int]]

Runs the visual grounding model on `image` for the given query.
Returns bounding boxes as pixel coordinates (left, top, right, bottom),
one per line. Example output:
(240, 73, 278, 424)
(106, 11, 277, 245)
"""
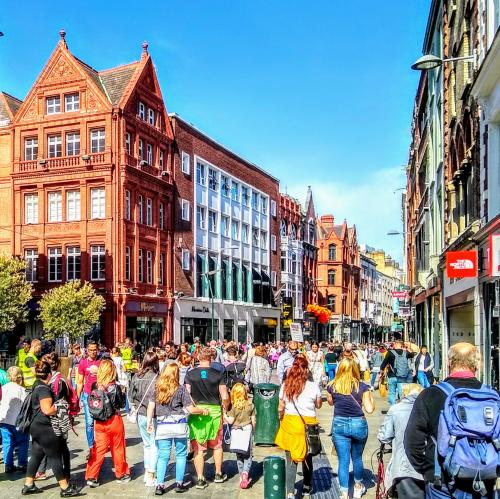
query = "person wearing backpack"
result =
(404, 342, 500, 498)
(223, 346, 247, 390)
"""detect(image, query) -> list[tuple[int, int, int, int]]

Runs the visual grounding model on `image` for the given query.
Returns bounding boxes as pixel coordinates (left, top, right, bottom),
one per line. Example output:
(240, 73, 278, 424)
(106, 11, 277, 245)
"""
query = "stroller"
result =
(373, 443, 392, 499)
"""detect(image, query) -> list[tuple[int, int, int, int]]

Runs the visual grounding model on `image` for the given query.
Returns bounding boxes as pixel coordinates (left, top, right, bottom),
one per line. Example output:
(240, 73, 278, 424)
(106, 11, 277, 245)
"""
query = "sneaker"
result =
(302, 484, 312, 496)
(195, 477, 208, 489)
(17, 466, 28, 474)
(155, 485, 166, 496)
(116, 474, 131, 484)
(145, 477, 157, 487)
(34, 472, 47, 481)
(21, 484, 42, 495)
(175, 481, 190, 493)
(214, 473, 227, 483)
(60, 484, 83, 497)
(240, 472, 249, 489)
(86, 479, 99, 488)
(5, 465, 17, 473)
(353, 482, 366, 498)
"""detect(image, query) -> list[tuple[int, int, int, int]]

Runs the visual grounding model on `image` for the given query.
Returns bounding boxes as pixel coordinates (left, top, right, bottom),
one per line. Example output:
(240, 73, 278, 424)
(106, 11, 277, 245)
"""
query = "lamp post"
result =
(411, 53, 476, 71)
(202, 269, 223, 342)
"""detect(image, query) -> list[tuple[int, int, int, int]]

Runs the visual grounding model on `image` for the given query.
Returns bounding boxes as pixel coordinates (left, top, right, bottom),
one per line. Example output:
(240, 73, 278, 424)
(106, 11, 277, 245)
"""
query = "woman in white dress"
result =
(307, 342, 325, 386)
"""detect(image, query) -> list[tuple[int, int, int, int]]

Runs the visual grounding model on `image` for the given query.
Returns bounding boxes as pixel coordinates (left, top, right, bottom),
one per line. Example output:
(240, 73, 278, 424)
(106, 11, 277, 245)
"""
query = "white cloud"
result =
(286, 166, 406, 263)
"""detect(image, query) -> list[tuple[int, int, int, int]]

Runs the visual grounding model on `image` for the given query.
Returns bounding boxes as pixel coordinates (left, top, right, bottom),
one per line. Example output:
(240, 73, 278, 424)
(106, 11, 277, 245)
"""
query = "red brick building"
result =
(170, 114, 281, 344)
(0, 32, 175, 348)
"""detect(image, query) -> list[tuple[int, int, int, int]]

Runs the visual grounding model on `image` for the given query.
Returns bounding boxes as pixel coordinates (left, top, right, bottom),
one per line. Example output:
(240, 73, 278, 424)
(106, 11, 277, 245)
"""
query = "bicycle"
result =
(371, 443, 392, 499)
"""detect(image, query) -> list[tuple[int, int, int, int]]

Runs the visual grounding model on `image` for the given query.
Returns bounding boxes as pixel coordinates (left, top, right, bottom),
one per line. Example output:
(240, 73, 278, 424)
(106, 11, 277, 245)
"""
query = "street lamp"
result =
(411, 52, 475, 71)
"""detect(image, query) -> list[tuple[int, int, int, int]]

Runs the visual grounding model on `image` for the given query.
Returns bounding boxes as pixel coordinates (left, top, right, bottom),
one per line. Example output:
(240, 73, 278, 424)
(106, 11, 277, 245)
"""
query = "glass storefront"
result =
(126, 316, 163, 350)
(181, 318, 219, 344)
(224, 319, 234, 341)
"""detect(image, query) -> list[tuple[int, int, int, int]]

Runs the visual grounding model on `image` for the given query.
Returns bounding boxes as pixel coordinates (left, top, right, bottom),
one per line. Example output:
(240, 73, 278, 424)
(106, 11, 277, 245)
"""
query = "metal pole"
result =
(209, 278, 214, 342)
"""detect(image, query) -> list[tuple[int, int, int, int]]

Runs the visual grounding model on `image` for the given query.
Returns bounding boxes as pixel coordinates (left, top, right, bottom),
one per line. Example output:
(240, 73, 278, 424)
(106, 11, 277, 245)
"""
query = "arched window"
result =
(328, 294, 336, 312)
(290, 224, 297, 240)
(328, 244, 336, 261)
(308, 221, 315, 244)
(328, 269, 336, 285)
(280, 219, 288, 237)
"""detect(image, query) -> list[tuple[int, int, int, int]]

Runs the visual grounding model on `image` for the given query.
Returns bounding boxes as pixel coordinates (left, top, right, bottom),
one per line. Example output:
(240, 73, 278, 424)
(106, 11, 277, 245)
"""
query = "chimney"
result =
(141, 41, 149, 60)
(320, 215, 335, 229)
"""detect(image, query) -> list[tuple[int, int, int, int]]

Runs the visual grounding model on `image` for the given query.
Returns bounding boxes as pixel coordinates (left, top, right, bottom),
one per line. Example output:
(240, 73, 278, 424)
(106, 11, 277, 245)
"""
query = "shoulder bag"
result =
(126, 374, 157, 424)
(291, 398, 322, 456)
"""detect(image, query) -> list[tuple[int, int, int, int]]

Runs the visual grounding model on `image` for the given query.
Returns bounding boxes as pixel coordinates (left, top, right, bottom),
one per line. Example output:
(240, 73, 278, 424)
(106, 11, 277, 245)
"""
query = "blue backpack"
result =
(434, 382, 500, 494)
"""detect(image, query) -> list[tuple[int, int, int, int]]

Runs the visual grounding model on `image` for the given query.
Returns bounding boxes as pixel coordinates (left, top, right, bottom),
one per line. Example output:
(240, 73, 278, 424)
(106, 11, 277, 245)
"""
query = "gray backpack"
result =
(391, 350, 409, 379)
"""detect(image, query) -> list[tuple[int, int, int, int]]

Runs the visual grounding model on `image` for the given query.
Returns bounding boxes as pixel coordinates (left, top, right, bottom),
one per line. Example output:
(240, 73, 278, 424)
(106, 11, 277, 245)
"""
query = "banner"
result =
(446, 250, 477, 278)
(289, 322, 304, 342)
(489, 234, 500, 277)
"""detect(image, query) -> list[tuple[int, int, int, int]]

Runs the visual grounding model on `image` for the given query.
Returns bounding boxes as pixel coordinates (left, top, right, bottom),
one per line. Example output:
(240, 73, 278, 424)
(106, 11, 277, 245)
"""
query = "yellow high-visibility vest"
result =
(21, 352, 37, 388)
(121, 347, 133, 371)
(17, 348, 28, 369)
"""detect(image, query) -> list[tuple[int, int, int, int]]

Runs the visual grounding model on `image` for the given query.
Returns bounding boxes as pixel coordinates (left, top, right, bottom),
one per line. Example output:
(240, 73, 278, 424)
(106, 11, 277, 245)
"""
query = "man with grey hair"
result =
(404, 342, 497, 498)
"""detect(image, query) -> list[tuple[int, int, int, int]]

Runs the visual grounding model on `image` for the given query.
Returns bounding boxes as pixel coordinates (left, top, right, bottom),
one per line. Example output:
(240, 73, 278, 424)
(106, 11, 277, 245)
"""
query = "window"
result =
(90, 129, 105, 153)
(138, 195, 144, 224)
(328, 269, 336, 285)
(24, 137, 38, 161)
(146, 251, 153, 283)
(90, 187, 105, 219)
(148, 108, 155, 126)
(290, 224, 297, 240)
(280, 219, 287, 237)
(66, 190, 80, 221)
(281, 251, 287, 272)
(242, 186, 250, 206)
(221, 176, 229, 197)
(271, 270, 277, 287)
(159, 150, 164, 169)
(236, 223, 247, 245)
(159, 202, 164, 230)
(138, 139, 144, 159)
(260, 231, 267, 249)
(66, 132, 80, 156)
(196, 161, 206, 185)
(181, 152, 190, 174)
(252, 192, 259, 210)
(138, 101, 145, 120)
(231, 181, 239, 201)
(65, 93, 79, 112)
(24, 193, 38, 224)
(252, 228, 259, 246)
(146, 143, 153, 165)
(46, 96, 61, 114)
(208, 210, 217, 232)
(125, 132, 131, 154)
(328, 294, 336, 312)
(328, 244, 336, 260)
(261, 196, 267, 214)
(291, 251, 297, 274)
(271, 234, 277, 251)
(138, 249, 144, 282)
(48, 247, 62, 282)
(146, 198, 153, 226)
(197, 205, 206, 229)
(221, 215, 229, 237)
(159, 253, 165, 285)
(25, 249, 38, 282)
(48, 135, 62, 158)
(232, 220, 240, 240)
(182, 249, 190, 271)
(48, 191, 62, 222)
(91, 245, 105, 281)
(125, 246, 131, 281)
(181, 199, 190, 221)
(125, 190, 131, 220)
(67, 246, 81, 280)
(271, 199, 277, 217)
(208, 168, 218, 190)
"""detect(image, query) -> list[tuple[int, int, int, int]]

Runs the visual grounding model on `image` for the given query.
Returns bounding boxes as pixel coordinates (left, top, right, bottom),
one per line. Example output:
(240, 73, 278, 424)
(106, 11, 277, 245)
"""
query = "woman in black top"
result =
(22, 360, 80, 497)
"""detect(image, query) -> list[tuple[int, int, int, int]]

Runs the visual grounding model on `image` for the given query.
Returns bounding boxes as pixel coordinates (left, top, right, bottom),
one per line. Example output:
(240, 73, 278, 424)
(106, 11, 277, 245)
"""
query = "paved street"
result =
(0, 386, 388, 498)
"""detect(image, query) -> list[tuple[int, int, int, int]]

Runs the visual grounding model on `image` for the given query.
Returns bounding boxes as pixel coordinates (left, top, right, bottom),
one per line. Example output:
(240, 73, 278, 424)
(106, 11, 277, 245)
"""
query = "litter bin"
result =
(263, 455, 285, 499)
(254, 383, 280, 445)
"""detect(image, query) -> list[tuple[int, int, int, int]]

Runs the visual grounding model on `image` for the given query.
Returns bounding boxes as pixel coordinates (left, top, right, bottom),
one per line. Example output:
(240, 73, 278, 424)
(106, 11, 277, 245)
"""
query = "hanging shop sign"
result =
(489, 234, 500, 277)
(391, 290, 409, 299)
(446, 250, 478, 278)
(290, 322, 304, 342)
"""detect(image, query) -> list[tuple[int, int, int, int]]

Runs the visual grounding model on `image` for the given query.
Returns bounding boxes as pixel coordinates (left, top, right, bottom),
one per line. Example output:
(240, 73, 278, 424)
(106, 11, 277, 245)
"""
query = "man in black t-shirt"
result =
(185, 347, 230, 490)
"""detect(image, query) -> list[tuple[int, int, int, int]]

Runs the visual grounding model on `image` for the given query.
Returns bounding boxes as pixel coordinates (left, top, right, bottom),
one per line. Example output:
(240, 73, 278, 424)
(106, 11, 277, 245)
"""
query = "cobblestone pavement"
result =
(0, 381, 388, 498)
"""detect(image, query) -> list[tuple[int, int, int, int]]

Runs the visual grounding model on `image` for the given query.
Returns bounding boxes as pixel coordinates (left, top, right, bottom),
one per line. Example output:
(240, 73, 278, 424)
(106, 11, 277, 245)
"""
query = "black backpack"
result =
(16, 386, 40, 433)
(88, 386, 115, 421)
(225, 362, 246, 390)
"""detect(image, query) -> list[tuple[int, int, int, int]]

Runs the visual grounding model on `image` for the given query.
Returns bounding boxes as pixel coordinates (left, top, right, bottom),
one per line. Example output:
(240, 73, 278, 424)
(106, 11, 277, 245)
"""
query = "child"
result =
(224, 383, 256, 489)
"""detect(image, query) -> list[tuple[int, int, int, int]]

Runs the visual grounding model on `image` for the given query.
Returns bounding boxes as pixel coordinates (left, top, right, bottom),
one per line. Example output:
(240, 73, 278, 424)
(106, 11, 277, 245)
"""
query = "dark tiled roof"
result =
(333, 226, 343, 237)
(74, 57, 107, 96)
(99, 62, 140, 106)
(4, 93, 22, 116)
(0, 92, 22, 123)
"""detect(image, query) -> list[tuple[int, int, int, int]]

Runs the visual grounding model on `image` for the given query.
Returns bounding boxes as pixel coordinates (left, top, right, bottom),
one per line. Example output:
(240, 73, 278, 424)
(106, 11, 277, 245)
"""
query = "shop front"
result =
(124, 300, 168, 350)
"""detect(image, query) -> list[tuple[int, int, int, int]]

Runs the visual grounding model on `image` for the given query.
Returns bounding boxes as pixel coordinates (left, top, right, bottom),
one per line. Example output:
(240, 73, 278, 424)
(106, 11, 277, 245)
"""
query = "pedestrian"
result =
(0, 366, 29, 473)
(85, 359, 130, 487)
(325, 344, 338, 381)
(378, 383, 424, 498)
(120, 337, 133, 372)
(111, 347, 129, 411)
(67, 344, 83, 390)
(405, 342, 499, 498)
(326, 357, 375, 499)
(177, 352, 192, 385)
(246, 345, 272, 391)
(412, 345, 434, 388)
(129, 349, 160, 487)
(306, 342, 325, 387)
(147, 363, 208, 494)
(224, 382, 256, 489)
(353, 345, 369, 381)
(21, 360, 80, 497)
(21, 338, 41, 389)
(185, 347, 230, 489)
(224, 345, 247, 390)
(275, 356, 322, 498)
(277, 340, 299, 384)
(76, 342, 101, 455)
(369, 345, 386, 387)
(15, 339, 30, 372)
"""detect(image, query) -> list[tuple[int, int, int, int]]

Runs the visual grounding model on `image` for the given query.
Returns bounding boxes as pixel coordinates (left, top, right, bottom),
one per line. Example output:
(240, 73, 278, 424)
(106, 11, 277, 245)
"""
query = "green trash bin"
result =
(254, 383, 280, 445)
(264, 455, 285, 499)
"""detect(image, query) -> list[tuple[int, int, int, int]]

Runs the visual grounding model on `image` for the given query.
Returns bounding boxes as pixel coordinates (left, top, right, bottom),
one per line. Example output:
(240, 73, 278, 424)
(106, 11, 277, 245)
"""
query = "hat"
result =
(194, 337, 200, 342)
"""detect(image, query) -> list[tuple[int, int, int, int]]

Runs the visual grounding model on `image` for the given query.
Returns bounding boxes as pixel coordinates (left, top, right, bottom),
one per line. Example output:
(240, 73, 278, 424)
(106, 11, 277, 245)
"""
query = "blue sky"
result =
(0, 0, 430, 263)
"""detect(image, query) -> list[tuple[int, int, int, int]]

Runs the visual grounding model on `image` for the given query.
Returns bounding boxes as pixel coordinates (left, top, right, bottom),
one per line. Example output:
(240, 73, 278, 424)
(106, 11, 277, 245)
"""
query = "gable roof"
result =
(99, 62, 140, 106)
(0, 92, 22, 124)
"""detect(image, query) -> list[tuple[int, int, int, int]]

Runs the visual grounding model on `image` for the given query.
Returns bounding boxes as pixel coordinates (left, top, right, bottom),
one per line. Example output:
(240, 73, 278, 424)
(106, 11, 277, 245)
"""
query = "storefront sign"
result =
(191, 306, 209, 313)
(446, 250, 478, 278)
(125, 301, 167, 314)
(399, 306, 412, 317)
(290, 322, 304, 342)
(391, 291, 408, 299)
(140, 302, 155, 312)
(489, 234, 500, 277)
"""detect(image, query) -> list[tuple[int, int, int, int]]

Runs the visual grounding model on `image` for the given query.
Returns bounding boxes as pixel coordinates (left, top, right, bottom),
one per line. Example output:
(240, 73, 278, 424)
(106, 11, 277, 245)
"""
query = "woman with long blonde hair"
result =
(147, 362, 207, 494)
(326, 357, 375, 499)
(85, 359, 130, 488)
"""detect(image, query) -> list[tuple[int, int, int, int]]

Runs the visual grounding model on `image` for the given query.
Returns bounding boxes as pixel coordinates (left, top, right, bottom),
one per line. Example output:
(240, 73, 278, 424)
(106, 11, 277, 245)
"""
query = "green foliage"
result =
(0, 255, 33, 332)
(39, 281, 105, 342)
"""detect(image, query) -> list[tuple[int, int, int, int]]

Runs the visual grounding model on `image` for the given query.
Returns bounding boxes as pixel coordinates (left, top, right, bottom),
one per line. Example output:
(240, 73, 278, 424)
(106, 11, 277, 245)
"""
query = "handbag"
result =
(126, 374, 157, 424)
(155, 414, 188, 440)
(222, 422, 232, 452)
(229, 424, 252, 455)
(291, 399, 322, 457)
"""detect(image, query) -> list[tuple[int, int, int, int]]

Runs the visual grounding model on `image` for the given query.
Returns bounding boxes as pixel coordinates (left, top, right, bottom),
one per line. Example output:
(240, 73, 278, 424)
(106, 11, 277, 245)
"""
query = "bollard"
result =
(263, 455, 286, 499)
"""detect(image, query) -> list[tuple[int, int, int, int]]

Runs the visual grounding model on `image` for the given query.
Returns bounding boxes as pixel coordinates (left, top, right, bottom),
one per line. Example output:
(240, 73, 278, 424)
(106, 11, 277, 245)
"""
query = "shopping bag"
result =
(379, 381, 388, 398)
(363, 370, 371, 382)
(230, 425, 252, 455)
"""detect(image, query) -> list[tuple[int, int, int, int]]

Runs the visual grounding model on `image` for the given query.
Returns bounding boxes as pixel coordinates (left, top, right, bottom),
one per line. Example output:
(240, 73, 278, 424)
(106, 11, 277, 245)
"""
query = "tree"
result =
(0, 255, 33, 332)
(39, 281, 105, 343)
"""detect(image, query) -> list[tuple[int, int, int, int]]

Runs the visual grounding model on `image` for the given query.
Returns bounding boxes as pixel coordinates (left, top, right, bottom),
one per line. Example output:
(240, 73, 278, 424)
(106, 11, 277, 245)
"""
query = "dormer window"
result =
(148, 108, 155, 126)
(138, 101, 146, 120)
(65, 93, 80, 112)
(46, 96, 61, 115)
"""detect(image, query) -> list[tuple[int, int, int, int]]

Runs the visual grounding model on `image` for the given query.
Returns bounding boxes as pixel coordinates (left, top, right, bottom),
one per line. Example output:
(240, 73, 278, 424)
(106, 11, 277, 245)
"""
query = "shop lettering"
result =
(191, 306, 209, 313)
(140, 302, 155, 312)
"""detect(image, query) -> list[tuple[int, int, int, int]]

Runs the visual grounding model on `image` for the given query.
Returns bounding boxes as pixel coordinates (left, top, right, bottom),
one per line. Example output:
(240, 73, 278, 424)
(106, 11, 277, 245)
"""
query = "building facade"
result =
(0, 32, 175, 348)
(170, 114, 280, 345)
(302, 187, 318, 310)
(360, 253, 378, 342)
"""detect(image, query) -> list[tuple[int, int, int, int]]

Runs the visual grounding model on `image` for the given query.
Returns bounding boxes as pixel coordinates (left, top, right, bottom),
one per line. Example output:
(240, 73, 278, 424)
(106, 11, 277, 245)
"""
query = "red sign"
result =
(489, 234, 500, 277)
(392, 291, 408, 299)
(446, 250, 478, 278)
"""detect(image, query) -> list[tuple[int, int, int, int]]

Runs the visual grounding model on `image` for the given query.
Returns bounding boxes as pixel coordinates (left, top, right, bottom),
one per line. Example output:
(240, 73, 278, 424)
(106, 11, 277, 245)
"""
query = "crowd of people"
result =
(0, 336, 497, 499)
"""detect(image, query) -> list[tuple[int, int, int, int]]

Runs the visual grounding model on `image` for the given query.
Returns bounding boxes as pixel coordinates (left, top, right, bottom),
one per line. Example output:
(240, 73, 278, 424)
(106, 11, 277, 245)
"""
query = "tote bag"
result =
(155, 414, 188, 440)
(229, 425, 252, 455)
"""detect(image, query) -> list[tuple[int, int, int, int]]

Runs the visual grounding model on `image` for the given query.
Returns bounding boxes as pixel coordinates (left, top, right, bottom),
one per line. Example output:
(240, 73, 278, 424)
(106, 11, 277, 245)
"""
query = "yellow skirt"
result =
(275, 413, 318, 462)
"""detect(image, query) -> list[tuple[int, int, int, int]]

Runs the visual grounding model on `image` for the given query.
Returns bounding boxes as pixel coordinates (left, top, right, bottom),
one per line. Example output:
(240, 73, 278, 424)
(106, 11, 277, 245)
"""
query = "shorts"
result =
(190, 422, 223, 452)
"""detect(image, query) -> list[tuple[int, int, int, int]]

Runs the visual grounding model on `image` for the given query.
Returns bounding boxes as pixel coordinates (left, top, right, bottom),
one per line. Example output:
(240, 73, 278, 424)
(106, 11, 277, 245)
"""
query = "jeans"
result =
(81, 392, 95, 448)
(387, 377, 404, 406)
(417, 371, 430, 388)
(236, 436, 253, 475)
(0, 423, 29, 467)
(327, 363, 337, 380)
(156, 437, 188, 485)
(424, 483, 497, 499)
(137, 414, 157, 474)
(370, 370, 379, 387)
(332, 416, 368, 493)
(285, 451, 312, 495)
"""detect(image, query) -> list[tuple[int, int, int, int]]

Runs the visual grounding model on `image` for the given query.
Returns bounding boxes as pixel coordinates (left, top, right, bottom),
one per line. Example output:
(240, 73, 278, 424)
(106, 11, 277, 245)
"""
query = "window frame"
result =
(24, 137, 38, 161)
(90, 128, 105, 154)
(138, 194, 144, 224)
(138, 101, 146, 120)
(138, 249, 144, 282)
(182, 249, 190, 271)
(46, 96, 61, 115)
(90, 187, 106, 219)
(181, 151, 190, 174)
(125, 246, 131, 281)
(146, 197, 153, 226)
(48, 134, 62, 158)
(148, 108, 155, 126)
(24, 193, 39, 224)
(64, 93, 80, 112)
(48, 247, 62, 282)
(197, 205, 206, 229)
(66, 246, 81, 281)
(159, 202, 164, 230)
(90, 245, 106, 281)
(181, 199, 190, 221)
(66, 190, 81, 221)
(66, 131, 80, 156)
(24, 249, 38, 282)
(47, 191, 62, 223)
(146, 250, 153, 284)
(146, 143, 153, 165)
(208, 210, 217, 233)
(125, 190, 131, 220)
(196, 161, 206, 186)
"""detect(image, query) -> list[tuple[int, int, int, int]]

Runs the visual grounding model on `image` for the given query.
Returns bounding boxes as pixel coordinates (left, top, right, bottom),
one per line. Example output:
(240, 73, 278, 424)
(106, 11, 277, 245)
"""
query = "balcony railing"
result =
(16, 152, 110, 173)
(124, 153, 172, 183)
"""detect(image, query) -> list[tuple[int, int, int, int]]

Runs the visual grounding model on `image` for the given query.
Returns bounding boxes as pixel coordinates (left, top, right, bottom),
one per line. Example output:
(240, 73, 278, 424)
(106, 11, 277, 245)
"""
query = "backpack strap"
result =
(435, 381, 455, 397)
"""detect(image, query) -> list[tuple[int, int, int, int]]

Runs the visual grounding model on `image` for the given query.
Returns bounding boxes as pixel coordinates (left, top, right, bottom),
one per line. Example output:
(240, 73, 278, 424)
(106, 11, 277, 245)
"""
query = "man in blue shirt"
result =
(277, 340, 299, 383)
